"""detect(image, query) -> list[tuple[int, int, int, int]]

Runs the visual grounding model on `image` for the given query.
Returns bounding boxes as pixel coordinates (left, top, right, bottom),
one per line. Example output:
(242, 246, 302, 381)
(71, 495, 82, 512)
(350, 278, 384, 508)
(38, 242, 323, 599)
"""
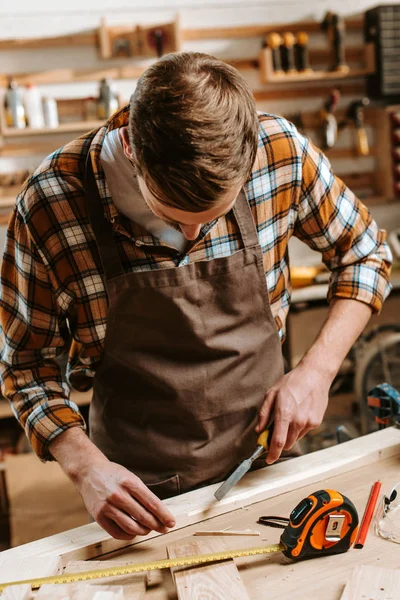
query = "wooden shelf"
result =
(259, 43, 375, 84)
(2, 120, 103, 138)
(0, 17, 363, 51)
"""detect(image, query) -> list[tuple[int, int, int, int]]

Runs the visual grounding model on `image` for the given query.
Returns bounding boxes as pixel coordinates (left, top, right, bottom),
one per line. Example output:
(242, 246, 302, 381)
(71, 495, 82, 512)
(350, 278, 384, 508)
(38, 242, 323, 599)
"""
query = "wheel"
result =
(354, 332, 400, 434)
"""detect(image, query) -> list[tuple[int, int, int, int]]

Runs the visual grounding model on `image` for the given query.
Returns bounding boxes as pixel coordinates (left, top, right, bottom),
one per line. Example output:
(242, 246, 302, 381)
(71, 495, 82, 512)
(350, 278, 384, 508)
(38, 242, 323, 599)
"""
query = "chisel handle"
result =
(257, 422, 274, 449)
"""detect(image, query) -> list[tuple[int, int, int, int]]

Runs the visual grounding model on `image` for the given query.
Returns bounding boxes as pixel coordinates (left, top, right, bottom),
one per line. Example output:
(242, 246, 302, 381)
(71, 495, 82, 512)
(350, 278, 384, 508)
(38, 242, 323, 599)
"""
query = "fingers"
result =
(109, 487, 170, 534)
(97, 514, 138, 541)
(124, 477, 176, 528)
(256, 389, 276, 433)
(103, 504, 152, 537)
(266, 413, 290, 464)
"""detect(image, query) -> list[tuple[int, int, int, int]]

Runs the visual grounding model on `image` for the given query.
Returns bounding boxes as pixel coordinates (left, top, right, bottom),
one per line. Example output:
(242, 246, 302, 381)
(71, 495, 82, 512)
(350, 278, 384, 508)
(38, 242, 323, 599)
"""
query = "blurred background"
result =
(0, 0, 399, 550)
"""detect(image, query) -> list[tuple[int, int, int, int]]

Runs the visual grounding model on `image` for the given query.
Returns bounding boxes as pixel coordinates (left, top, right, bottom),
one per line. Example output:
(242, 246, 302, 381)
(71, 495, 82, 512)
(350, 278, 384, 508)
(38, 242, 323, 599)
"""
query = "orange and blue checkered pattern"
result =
(0, 106, 392, 459)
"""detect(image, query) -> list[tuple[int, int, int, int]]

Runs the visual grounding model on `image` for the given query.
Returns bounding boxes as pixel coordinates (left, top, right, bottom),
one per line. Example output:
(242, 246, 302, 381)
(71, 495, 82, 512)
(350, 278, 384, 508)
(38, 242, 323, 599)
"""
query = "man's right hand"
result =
(49, 428, 176, 540)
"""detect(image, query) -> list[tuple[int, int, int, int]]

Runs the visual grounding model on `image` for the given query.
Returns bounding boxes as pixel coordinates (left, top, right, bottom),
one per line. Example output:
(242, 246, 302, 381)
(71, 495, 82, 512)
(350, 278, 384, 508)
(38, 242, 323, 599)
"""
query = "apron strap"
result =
(86, 149, 259, 278)
(232, 190, 259, 249)
(85, 151, 125, 280)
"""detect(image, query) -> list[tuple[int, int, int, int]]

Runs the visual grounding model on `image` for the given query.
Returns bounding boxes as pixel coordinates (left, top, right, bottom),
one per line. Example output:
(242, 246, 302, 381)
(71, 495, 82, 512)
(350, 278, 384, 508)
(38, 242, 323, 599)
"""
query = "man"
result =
(0, 52, 391, 541)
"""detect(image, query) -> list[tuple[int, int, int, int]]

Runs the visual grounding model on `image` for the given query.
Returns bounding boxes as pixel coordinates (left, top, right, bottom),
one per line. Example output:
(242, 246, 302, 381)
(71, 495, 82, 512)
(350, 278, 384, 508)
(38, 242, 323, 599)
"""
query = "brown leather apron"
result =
(86, 157, 284, 500)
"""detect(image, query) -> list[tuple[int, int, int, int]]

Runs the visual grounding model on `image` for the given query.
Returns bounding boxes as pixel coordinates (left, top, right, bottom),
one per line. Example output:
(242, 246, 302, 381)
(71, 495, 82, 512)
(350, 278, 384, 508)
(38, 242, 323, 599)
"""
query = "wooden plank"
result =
(2, 121, 102, 138)
(35, 583, 124, 599)
(64, 560, 146, 599)
(0, 428, 398, 565)
(0, 18, 363, 52)
(182, 18, 363, 41)
(0, 556, 62, 585)
(253, 81, 365, 101)
(0, 31, 96, 51)
(1, 584, 32, 599)
(193, 530, 260, 536)
(340, 565, 400, 599)
(167, 538, 250, 599)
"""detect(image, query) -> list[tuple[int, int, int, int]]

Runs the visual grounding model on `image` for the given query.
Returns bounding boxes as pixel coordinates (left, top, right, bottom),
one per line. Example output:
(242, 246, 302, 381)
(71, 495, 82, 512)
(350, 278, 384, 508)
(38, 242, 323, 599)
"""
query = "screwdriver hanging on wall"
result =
(266, 32, 284, 75)
(281, 32, 297, 73)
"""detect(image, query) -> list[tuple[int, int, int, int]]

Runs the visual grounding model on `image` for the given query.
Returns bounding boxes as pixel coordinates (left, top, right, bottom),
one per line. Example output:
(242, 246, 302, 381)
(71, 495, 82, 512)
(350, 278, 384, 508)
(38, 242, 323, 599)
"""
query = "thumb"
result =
(256, 389, 276, 432)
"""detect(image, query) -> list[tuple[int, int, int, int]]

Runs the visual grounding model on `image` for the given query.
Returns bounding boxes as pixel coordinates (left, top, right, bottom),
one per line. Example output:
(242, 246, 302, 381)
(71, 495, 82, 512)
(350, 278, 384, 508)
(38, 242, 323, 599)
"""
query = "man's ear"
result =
(120, 127, 134, 161)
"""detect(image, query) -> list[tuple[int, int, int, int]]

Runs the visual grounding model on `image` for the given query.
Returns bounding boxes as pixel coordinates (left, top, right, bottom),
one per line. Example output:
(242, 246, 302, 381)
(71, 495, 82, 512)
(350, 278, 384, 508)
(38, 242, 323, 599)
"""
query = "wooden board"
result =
(340, 565, 400, 599)
(0, 556, 62, 585)
(1, 584, 32, 599)
(167, 538, 249, 599)
(64, 560, 146, 599)
(35, 583, 124, 599)
(1, 428, 399, 566)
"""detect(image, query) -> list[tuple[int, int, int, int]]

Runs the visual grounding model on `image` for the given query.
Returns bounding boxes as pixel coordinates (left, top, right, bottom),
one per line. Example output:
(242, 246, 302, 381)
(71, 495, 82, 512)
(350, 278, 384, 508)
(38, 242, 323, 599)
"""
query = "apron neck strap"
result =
(232, 190, 259, 248)
(85, 151, 125, 280)
(85, 154, 259, 280)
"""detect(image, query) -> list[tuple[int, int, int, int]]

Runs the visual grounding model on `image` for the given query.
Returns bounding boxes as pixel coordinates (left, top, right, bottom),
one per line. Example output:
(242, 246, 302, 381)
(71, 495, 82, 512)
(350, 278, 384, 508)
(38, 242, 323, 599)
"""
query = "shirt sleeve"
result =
(0, 206, 86, 461)
(293, 136, 392, 313)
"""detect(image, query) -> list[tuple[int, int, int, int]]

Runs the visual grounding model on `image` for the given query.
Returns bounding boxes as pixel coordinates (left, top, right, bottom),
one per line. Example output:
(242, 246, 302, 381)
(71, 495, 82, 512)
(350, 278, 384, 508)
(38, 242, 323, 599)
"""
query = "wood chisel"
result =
(214, 423, 274, 501)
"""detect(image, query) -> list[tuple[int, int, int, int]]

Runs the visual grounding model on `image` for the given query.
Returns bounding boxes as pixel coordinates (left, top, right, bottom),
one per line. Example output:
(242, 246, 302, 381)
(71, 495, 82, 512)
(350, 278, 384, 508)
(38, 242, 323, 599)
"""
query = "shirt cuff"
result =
(327, 263, 392, 314)
(25, 400, 87, 461)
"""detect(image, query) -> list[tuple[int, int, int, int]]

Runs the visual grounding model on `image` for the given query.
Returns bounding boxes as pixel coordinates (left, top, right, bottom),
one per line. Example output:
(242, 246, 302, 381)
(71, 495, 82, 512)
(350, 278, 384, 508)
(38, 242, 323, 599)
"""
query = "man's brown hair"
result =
(129, 52, 259, 212)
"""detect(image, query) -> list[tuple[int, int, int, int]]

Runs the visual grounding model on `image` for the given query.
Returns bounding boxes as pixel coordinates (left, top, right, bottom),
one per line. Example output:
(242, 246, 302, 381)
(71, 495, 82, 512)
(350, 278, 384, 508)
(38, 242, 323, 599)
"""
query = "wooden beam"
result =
(0, 18, 363, 51)
(0, 427, 398, 566)
(0, 31, 96, 51)
(340, 565, 400, 599)
(182, 18, 363, 41)
(0, 556, 62, 587)
(64, 561, 146, 599)
(1, 585, 32, 600)
(167, 538, 250, 599)
(253, 81, 365, 101)
(229, 46, 366, 72)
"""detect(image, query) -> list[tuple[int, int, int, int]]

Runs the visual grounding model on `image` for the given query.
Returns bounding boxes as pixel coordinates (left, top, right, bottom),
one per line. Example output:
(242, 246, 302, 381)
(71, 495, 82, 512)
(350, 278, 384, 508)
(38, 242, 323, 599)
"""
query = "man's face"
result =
(136, 176, 240, 241)
(120, 126, 241, 241)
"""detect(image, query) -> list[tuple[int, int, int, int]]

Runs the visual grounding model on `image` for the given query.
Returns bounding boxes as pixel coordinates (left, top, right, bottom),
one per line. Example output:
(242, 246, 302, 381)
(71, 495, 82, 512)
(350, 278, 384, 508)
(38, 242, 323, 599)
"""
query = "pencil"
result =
(354, 480, 382, 549)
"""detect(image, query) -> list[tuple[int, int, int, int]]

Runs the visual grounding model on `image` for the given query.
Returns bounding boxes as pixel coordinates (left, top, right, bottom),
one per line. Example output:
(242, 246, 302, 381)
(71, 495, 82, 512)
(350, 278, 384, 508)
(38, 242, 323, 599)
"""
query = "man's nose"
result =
(179, 223, 202, 240)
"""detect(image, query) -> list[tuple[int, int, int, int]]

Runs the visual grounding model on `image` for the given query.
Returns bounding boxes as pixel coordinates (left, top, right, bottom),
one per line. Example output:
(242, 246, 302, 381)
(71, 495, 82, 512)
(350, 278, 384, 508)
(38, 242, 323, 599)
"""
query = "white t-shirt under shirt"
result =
(100, 128, 187, 253)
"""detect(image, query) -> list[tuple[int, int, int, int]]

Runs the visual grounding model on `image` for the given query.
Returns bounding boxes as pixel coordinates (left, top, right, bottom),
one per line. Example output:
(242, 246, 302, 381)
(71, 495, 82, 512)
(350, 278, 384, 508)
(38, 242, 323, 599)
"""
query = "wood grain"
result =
(35, 583, 123, 599)
(0, 556, 62, 585)
(1, 584, 32, 599)
(340, 565, 400, 599)
(1, 428, 399, 565)
(167, 538, 250, 599)
(64, 560, 146, 599)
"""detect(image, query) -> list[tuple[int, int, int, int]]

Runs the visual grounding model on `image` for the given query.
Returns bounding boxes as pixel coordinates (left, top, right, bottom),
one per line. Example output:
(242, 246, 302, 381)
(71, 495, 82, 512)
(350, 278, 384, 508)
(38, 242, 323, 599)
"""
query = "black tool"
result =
(340, 98, 370, 156)
(320, 88, 341, 149)
(259, 489, 359, 560)
(296, 31, 312, 73)
(321, 11, 349, 73)
(266, 32, 284, 74)
(148, 27, 166, 57)
(282, 32, 297, 73)
(365, 5, 400, 101)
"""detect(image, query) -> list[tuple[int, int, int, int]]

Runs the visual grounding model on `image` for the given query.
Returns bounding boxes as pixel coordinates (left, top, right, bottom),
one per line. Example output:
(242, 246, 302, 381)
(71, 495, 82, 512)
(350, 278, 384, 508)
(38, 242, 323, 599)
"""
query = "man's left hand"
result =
(255, 364, 331, 463)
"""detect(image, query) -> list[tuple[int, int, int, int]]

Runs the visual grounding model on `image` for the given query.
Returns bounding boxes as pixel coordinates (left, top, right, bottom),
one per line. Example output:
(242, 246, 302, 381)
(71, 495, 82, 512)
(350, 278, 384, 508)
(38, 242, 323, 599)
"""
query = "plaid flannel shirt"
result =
(0, 107, 392, 460)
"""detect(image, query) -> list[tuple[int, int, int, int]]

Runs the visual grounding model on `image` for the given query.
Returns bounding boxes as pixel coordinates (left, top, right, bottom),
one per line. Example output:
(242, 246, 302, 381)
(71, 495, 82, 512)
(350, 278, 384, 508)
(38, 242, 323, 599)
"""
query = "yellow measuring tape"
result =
(0, 543, 284, 592)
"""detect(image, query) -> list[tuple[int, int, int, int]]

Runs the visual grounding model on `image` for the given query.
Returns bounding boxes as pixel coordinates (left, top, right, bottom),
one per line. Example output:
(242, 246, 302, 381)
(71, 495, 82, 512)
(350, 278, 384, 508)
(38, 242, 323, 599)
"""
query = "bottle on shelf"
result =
(43, 97, 59, 128)
(4, 79, 26, 129)
(97, 78, 119, 120)
(24, 84, 45, 129)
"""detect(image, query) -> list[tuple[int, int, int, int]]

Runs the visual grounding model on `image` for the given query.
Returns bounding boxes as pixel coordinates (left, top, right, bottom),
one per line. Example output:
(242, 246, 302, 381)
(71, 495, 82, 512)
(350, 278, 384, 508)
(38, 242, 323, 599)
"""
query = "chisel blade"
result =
(214, 458, 252, 501)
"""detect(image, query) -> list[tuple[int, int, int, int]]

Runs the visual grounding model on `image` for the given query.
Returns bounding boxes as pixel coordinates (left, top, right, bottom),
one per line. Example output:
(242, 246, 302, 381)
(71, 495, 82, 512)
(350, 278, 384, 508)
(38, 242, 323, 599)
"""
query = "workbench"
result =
(0, 427, 399, 599)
